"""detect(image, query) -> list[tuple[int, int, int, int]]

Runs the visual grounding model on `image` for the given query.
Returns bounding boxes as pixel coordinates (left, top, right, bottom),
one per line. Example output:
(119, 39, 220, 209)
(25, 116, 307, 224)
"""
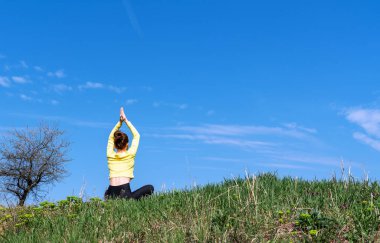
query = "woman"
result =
(104, 107, 154, 200)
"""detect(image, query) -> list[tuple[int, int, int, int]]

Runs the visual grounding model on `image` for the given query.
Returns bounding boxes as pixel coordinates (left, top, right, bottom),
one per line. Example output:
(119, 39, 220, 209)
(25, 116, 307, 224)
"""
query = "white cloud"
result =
(346, 108, 380, 138)
(270, 153, 342, 166)
(78, 82, 127, 93)
(20, 60, 28, 69)
(126, 99, 138, 105)
(78, 82, 104, 90)
(50, 100, 59, 105)
(256, 163, 313, 170)
(122, 0, 143, 37)
(283, 122, 317, 134)
(12, 113, 112, 129)
(141, 86, 153, 92)
(178, 104, 188, 109)
(201, 156, 243, 163)
(52, 84, 73, 93)
(148, 121, 319, 154)
(34, 66, 44, 72)
(11, 76, 29, 84)
(108, 85, 126, 93)
(0, 76, 10, 87)
(150, 133, 274, 150)
(48, 70, 65, 78)
(344, 108, 380, 152)
(174, 124, 314, 139)
(71, 120, 111, 128)
(189, 166, 230, 172)
(20, 94, 33, 101)
(149, 122, 344, 168)
(353, 132, 380, 152)
(203, 136, 272, 148)
(147, 121, 333, 169)
(153, 101, 188, 110)
(3, 61, 30, 71)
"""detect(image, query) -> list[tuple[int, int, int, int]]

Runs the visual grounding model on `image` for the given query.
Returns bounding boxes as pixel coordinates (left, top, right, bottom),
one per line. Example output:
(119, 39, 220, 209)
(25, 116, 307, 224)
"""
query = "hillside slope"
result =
(1, 173, 380, 242)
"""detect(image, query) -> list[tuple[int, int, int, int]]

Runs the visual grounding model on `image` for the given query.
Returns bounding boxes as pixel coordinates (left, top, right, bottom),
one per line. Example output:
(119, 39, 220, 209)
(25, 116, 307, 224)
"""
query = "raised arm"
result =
(120, 107, 140, 155)
(106, 121, 122, 157)
(125, 120, 140, 155)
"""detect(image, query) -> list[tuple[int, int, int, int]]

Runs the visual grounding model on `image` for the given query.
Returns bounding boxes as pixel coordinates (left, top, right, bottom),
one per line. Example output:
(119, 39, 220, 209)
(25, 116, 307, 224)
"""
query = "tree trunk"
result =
(18, 191, 29, 206)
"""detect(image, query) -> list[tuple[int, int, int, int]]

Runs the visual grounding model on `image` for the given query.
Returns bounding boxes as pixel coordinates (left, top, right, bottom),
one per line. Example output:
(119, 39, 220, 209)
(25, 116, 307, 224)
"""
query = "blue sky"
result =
(1, 0, 380, 204)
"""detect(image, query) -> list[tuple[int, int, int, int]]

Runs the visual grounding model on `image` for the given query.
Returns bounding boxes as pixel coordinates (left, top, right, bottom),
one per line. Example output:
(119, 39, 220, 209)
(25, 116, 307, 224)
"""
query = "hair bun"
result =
(114, 131, 122, 138)
(113, 130, 129, 150)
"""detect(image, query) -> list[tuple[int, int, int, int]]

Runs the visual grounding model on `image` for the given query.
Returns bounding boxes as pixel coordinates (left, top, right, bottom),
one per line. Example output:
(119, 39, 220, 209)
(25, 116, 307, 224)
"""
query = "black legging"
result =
(104, 183, 154, 200)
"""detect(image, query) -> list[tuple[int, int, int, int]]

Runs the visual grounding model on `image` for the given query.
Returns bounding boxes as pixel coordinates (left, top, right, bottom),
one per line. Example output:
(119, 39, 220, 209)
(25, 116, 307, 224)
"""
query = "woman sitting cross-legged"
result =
(104, 107, 154, 200)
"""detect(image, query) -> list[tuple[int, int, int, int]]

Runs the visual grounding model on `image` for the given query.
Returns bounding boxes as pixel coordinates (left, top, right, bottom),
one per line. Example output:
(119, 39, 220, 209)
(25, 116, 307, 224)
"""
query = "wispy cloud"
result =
(2, 61, 29, 71)
(52, 84, 73, 93)
(50, 100, 59, 105)
(201, 156, 244, 163)
(345, 108, 380, 151)
(173, 124, 316, 139)
(18, 94, 43, 103)
(270, 153, 343, 166)
(0, 75, 31, 87)
(346, 108, 380, 138)
(34, 66, 44, 72)
(178, 104, 188, 109)
(122, 0, 143, 37)
(12, 113, 112, 129)
(20, 94, 33, 101)
(149, 133, 274, 150)
(199, 149, 344, 168)
(353, 132, 380, 152)
(11, 76, 30, 84)
(147, 122, 338, 169)
(126, 99, 138, 105)
(108, 85, 127, 93)
(202, 136, 273, 148)
(283, 123, 317, 134)
(141, 85, 153, 92)
(153, 101, 188, 110)
(0, 76, 11, 87)
(20, 60, 28, 69)
(148, 122, 318, 152)
(47, 70, 65, 78)
(79, 82, 104, 89)
(189, 166, 230, 172)
(78, 82, 126, 93)
(256, 162, 313, 170)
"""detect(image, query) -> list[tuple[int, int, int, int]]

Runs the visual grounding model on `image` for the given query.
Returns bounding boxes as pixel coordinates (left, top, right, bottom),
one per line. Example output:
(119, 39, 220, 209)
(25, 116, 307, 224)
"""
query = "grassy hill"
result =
(1, 173, 380, 242)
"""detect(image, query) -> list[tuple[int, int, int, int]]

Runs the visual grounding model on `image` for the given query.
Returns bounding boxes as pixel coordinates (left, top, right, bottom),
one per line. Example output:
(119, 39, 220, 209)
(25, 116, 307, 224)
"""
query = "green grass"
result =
(1, 172, 380, 242)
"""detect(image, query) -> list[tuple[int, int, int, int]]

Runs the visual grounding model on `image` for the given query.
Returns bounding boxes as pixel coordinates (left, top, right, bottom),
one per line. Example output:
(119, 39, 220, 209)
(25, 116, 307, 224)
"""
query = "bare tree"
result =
(0, 124, 70, 206)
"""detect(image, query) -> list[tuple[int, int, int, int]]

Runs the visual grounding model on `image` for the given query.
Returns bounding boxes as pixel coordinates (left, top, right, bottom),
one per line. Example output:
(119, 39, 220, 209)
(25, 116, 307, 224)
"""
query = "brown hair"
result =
(114, 130, 129, 150)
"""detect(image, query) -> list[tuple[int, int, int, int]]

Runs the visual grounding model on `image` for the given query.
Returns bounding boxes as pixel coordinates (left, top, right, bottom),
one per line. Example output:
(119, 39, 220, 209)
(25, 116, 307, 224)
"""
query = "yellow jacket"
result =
(107, 120, 140, 179)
